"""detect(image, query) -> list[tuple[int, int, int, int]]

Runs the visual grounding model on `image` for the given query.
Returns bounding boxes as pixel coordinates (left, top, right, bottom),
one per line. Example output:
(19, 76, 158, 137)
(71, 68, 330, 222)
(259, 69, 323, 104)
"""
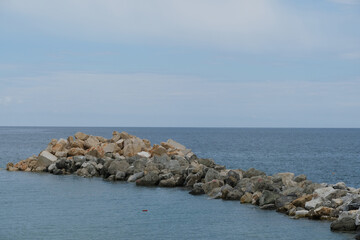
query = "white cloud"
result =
(1, 0, 351, 53)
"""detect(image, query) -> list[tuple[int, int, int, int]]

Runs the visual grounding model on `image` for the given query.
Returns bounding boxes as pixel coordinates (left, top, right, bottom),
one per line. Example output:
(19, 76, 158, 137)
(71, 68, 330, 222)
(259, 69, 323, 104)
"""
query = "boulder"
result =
(123, 138, 146, 157)
(295, 210, 309, 218)
(224, 170, 241, 187)
(136, 172, 160, 186)
(103, 143, 117, 153)
(259, 190, 280, 206)
(108, 160, 130, 176)
(115, 171, 126, 180)
(127, 172, 144, 182)
(68, 148, 86, 156)
(159, 177, 177, 187)
(74, 132, 89, 141)
(35, 151, 57, 169)
(240, 192, 253, 204)
(86, 146, 105, 158)
(333, 182, 347, 190)
(305, 198, 324, 210)
(330, 217, 357, 231)
(189, 183, 205, 195)
(273, 172, 296, 188)
(137, 151, 151, 158)
(84, 136, 100, 149)
(243, 168, 266, 178)
(202, 179, 224, 194)
(198, 158, 215, 168)
(292, 194, 313, 208)
(294, 174, 307, 183)
(314, 187, 337, 200)
(166, 139, 186, 150)
(151, 145, 167, 156)
(204, 168, 220, 183)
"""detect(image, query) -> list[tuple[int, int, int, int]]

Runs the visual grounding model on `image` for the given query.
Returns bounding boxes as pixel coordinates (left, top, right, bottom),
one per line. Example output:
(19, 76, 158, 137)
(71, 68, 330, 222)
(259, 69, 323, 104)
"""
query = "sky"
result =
(0, 0, 359, 127)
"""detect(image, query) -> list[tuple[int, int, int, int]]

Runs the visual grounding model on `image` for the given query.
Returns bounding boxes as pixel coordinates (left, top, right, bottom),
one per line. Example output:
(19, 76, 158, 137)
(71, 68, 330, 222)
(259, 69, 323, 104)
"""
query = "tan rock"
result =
(120, 131, 132, 140)
(67, 136, 74, 145)
(167, 139, 186, 150)
(84, 136, 100, 149)
(86, 146, 105, 158)
(123, 137, 146, 157)
(35, 151, 57, 169)
(314, 206, 334, 216)
(55, 151, 68, 158)
(74, 132, 89, 141)
(252, 191, 262, 205)
(96, 136, 107, 143)
(143, 139, 151, 149)
(68, 147, 86, 156)
(51, 138, 68, 153)
(102, 143, 118, 153)
(240, 192, 253, 204)
(71, 139, 84, 149)
(151, 145, 167, 156)
(111, 131, 121, 142)
(292, 194, 313, 208)
(161, 142, 173, 149)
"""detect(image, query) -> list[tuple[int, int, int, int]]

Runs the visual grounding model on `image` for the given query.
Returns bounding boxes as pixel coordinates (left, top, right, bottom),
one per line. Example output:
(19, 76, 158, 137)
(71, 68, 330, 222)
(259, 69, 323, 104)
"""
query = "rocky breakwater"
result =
(6, 131, 360, 238)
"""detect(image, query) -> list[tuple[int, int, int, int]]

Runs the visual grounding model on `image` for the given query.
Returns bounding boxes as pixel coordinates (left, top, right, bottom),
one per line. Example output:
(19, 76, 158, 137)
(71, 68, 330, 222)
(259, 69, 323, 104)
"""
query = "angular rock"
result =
(204, 168, 220, 183)
(259, 190, 281, 206)
(127, 172, 144, 182)
(330, 217, 357, 231)
(198, 158, 215, 168)
(225, 170, 241, 187)
(136, 172, 159, 186)
(166, 139, 186, 150)
(189, 183, 205, 195)
(292, 194, 313, 208)
(35, 151, 57, 169)
(108, 160, 130, 176)
(84, 136, 100, 149)
(137, 151, 151, 158)
(74, 132, 89, 141)
(240, 192, 253, 204)
(243, 168, 266, 178)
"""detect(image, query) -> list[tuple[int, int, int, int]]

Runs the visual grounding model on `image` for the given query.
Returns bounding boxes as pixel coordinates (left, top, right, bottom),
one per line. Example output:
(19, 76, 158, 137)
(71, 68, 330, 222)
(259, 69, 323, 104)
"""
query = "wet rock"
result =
(331, 217, 357, 231)
(136, 172, 160, 186)
(260, 204, 276, 210)
(115, 171, 126, 180)
(189, 183, 205, 195)
(295, 210, 309, 218)
(275, 195, 297, 209)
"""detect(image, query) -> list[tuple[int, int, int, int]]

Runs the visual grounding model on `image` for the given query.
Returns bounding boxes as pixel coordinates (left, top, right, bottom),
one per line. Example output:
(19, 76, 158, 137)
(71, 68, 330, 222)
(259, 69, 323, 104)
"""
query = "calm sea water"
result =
(0, 127, 359, 240)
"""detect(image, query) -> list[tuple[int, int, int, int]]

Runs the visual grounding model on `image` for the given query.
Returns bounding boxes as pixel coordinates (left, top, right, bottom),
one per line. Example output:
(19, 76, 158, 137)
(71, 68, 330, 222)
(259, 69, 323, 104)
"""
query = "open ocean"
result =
(0, 127, 359, 239)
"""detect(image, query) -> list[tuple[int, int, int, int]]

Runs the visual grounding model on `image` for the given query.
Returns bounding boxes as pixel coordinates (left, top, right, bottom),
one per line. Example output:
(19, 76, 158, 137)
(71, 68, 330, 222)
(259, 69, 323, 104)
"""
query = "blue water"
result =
(0, 127, 359, 239)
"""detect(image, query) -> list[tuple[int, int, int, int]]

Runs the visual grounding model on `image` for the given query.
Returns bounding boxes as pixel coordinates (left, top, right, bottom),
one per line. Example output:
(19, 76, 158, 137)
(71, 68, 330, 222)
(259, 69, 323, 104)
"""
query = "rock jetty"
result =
(6, 131, 360, 237)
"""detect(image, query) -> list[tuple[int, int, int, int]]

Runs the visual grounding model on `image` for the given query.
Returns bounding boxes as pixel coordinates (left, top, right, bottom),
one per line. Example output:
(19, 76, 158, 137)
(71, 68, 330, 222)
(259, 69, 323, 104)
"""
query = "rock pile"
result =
(6, 131, 360, 237)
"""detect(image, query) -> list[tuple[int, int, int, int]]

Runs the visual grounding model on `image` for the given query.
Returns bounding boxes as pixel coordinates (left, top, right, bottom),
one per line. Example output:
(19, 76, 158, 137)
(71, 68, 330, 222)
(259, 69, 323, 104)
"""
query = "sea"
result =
(0, 127, 359, 240)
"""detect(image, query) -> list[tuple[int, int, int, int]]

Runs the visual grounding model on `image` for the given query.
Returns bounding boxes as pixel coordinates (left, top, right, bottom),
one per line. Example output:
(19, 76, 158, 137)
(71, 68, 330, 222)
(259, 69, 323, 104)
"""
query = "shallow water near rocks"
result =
(0, 127, 359, 239)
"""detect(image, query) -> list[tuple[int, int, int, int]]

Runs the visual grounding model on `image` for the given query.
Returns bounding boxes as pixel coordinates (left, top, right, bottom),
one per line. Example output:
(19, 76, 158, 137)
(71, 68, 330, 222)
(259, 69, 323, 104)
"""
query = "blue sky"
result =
(0, 0, 359, 127)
